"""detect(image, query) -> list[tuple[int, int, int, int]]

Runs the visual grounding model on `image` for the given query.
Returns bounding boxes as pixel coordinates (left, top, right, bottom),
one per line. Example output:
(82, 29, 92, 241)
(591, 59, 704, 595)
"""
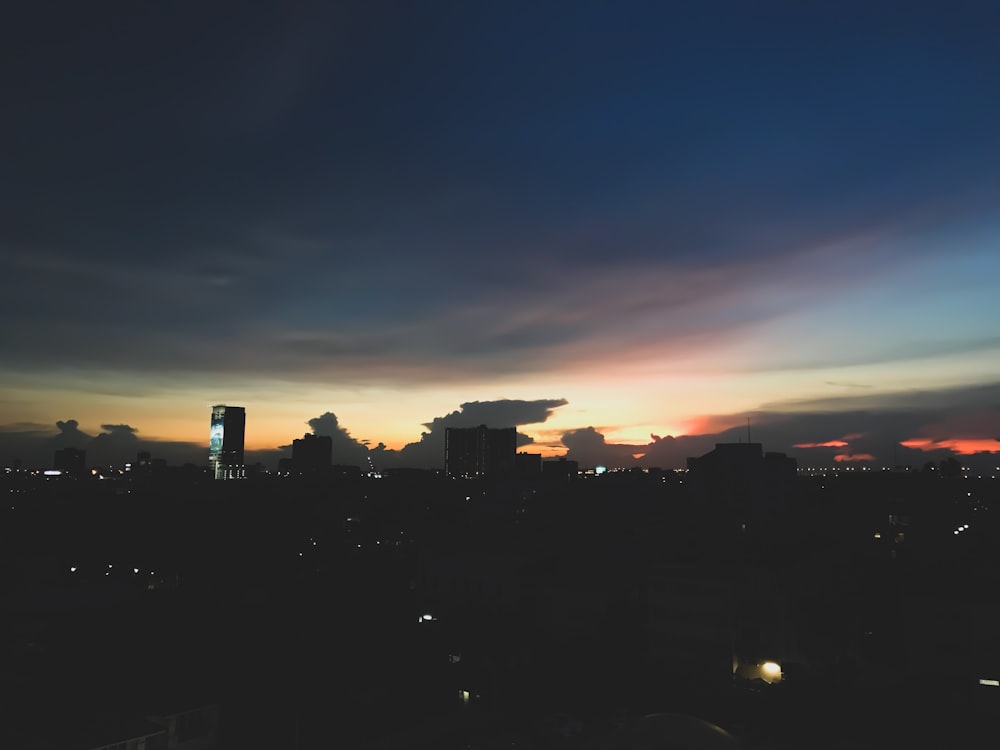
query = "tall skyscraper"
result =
(444, 425, 516, 479)
(209, 405, 246, 480)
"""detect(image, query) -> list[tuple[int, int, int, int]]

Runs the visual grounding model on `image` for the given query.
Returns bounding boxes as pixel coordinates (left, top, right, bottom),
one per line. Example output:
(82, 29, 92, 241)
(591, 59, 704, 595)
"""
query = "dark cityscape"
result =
(2, 407, 999, 748)
(3, 1, 999, 748)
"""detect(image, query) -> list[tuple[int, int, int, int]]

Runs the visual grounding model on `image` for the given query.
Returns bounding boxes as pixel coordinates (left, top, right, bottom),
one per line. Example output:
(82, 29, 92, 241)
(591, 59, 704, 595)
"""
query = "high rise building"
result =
(291, 433, 332, 473)
(444, 425, 516, 479)
(53, 446, 86, 476)
(209, 405, 246, 480)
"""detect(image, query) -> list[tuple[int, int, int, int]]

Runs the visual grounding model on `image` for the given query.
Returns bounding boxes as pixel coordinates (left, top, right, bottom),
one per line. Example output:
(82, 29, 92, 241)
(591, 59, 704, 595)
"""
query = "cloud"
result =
(89, 424, 142, 466)
(421, 400, 568, 431)
(0, 419, 205, 470)
(560, 427, 637, 467)
(901, 438, 1000, 456)
(54, 419, 90, 444)
(376, 399, 568, 469)
(99, 424, 138, 436)
(559, 426, 729, 469)
(1, 227, 952, 390)
(550, 382, 1000, 471)
(303, 411, 370, 465)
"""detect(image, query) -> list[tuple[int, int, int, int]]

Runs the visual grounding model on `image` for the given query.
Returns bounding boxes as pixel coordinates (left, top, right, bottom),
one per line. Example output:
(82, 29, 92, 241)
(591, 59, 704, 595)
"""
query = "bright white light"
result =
(43, 470, 61, 476)
(761, 661, 782, 682)
(133, 568, 139, 574)
(980, 678, 999, 687)
(422, 614, 434, 621)
(963, 524, 969, 529)
(70, 567, 77, 572)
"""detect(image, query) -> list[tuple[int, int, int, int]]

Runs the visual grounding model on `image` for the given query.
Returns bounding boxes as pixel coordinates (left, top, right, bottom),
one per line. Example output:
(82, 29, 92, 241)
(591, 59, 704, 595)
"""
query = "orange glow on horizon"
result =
(678, 414, 742, 436)
(901, 437, 1000, 455)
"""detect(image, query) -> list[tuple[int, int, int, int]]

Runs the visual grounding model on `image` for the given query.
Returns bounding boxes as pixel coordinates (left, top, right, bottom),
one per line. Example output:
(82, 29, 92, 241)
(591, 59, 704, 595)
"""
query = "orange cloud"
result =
(794, 431, 868, 449)
(834, 453, 875, 462)
(901, 437, 1000, 455)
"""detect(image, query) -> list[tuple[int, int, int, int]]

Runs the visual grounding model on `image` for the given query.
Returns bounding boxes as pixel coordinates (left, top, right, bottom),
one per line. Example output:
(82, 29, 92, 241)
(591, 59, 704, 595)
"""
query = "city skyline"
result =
(2, 3, 998, 470)
(2, 388, 998, 473)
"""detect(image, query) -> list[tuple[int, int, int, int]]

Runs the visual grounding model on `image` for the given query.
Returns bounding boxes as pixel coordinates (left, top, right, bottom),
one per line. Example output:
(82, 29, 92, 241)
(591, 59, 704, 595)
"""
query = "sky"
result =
(2, 1, 999, 471)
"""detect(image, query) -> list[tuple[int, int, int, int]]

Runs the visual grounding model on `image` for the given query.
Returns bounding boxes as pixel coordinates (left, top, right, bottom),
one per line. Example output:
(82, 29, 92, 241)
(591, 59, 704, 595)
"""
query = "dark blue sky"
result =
(2, 0, 998, 468)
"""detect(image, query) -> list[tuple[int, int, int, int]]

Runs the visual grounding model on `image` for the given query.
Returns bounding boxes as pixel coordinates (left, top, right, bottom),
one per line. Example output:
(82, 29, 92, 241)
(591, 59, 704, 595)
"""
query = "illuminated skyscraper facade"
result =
(209, 405, 246, 480)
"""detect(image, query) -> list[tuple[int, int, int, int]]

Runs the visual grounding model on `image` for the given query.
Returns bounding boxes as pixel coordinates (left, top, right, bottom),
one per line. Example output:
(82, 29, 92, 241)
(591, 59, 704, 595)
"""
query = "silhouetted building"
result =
(292, 433, 332, 473)
(515, 451, 542, 476)
(53, 446, 86, 476)
(543, 457, 578, 481)
(686, 443, 797, 524)
(444, 425, 516, 479)
(208, 405, 245, 480)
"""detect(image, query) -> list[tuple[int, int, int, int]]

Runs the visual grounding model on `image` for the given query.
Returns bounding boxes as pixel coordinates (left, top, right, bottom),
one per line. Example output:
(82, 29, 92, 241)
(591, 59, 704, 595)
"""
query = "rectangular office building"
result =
(209, 405, 246, 480)
(444, 425, 516, 479)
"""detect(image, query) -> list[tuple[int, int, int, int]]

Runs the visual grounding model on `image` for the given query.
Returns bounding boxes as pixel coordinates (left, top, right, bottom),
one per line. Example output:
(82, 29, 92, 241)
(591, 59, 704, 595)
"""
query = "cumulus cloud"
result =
(0, 419, 205, 470)
(304, 411, 370, 465)
(377, 398, 568, 469)
(560, 426, 729, 469)
(89, 424, 142, 466)
(561, 427, 639, 467)
(54, 419, 90, 445)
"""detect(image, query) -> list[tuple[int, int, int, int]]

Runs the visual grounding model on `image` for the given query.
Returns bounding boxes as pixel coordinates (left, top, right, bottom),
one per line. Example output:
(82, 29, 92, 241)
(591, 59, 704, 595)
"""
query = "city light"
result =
(761, 661, 782, 683)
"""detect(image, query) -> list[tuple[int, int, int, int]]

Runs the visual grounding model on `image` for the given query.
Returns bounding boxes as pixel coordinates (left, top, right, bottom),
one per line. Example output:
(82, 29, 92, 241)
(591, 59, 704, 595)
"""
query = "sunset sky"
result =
(2, 1, 998, 470)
